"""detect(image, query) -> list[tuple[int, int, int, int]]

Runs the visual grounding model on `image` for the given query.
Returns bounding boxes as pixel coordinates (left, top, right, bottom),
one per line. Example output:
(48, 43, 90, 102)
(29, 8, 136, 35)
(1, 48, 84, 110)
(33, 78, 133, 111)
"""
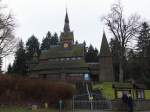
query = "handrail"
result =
(86, 82, 93, 110)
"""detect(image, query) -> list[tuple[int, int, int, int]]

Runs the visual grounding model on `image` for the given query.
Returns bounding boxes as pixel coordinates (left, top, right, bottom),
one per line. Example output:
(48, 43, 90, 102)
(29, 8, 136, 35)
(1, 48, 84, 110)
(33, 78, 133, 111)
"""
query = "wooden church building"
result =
(27, 11, 114, 82)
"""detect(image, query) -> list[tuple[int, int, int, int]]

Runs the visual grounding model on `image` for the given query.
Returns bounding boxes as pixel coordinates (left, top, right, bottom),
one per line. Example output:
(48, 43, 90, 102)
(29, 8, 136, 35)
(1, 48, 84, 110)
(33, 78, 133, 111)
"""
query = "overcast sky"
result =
(2, 0, 150, 71)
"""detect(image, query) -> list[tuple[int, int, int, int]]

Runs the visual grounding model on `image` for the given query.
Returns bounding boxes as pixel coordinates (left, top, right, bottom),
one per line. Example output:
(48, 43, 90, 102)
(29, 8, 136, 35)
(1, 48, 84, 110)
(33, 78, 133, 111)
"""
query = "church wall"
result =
(99, 56, 114, 82)
(28, 71, 85, 82)
(87, 63, 100, 82)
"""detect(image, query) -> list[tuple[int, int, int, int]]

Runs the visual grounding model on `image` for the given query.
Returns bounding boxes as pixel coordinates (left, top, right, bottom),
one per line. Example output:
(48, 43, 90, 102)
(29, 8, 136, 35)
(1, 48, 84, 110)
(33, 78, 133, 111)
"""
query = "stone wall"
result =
(111, 99, 150, 111)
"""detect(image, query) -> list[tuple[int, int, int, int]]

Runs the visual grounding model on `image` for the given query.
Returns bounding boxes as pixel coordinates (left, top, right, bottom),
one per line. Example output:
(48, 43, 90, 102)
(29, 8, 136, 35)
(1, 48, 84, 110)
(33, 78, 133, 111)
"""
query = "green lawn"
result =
(0, 107, 59, 112)
(93, 82, 150, 100)
(93, 82, 115, 100)
(145, 90, 150, 99)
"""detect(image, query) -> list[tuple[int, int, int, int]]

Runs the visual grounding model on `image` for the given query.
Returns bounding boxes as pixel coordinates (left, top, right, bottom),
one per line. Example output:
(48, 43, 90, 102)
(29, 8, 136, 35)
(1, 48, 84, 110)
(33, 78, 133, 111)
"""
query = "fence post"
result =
(72, 96, 74, 112)
(59, 100, 62, 112)
(89, 97, 93, 111)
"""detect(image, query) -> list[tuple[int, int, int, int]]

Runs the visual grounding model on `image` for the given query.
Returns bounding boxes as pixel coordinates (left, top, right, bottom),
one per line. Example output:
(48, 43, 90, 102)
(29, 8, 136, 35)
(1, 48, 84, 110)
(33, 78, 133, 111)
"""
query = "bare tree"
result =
(103, 2, 141, 82)
(0, 2, 17, 58)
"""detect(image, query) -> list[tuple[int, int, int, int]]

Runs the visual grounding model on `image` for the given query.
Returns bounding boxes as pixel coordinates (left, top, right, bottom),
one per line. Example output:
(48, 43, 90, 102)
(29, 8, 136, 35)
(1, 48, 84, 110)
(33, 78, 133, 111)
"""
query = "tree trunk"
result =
(119, 48, 124, 82)
(119, 62, 124, 82)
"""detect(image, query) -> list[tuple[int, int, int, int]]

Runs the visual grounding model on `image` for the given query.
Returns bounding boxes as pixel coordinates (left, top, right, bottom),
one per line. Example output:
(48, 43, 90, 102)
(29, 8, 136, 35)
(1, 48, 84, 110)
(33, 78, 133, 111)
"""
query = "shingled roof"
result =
(100, 32, 111, 56)
(29, 59, 89, 73)
(60, 32, 74, 41)
(112, 82, 146, 89)
(64, 10, 70, 32)
(40, 44, 84, 59)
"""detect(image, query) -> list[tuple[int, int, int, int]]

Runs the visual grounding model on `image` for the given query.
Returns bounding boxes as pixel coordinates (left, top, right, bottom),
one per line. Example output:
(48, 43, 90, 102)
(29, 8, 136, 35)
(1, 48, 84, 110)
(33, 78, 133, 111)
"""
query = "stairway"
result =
(73, 81, 112, 110)
(75, 81, 105, 100)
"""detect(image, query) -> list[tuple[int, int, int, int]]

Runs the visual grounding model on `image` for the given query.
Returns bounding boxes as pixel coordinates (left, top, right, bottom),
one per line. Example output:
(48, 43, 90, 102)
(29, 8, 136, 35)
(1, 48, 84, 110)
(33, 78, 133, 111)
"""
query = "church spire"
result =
(100, 31, 111, 56)
(64, 9, 70, 32)
(65, 9, 69, 23)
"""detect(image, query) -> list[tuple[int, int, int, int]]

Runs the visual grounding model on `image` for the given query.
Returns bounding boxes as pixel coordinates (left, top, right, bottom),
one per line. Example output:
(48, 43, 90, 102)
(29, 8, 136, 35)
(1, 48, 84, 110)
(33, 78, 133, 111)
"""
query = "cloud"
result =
(2, 0, 150, 71)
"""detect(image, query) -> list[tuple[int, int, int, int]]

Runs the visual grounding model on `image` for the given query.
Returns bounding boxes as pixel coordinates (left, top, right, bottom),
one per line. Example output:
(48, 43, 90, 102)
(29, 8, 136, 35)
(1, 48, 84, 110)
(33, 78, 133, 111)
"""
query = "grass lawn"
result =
(0, 106, 148, 112)
(93, 82, 115, 100)
(145, 90, 150, 99)
(0, 107, 60, 112)
(93, 82, 150, 100)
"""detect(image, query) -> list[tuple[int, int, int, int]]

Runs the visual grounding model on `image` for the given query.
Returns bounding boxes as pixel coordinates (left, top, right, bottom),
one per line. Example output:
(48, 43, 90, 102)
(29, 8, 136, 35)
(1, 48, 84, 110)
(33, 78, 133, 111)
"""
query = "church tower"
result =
(60, 10, 74, 48)
(99, 32, 114, 82)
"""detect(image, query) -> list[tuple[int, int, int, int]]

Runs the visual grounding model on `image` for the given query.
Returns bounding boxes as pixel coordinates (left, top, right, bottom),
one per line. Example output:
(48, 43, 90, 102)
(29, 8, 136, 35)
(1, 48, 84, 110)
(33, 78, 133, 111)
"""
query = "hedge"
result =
(0, 75, 75, 107)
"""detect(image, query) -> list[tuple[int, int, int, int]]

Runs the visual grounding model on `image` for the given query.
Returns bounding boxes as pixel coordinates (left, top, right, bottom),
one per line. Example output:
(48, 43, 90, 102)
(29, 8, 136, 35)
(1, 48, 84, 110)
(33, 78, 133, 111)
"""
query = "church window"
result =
(66, 58, 70, 61)
(77, 57, 81, 60)
(72, 57, 76, 60)
(39, 74, 47, 79)
(61, 58, 64, 61)
(55, 58, 59, 61)
(49, 59, 55, 61)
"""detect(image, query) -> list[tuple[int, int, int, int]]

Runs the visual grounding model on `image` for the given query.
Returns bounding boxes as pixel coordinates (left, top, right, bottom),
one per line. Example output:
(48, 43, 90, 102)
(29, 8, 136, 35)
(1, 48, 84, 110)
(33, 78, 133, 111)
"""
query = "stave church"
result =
(27, 11, 114, 82)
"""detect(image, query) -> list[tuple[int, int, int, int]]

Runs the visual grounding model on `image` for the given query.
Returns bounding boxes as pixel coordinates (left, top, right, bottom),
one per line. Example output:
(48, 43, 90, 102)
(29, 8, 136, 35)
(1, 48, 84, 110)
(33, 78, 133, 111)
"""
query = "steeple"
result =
(100, 31, 111, 56)
(64, 9, 70, 32)
(65, 9, 69, 23)
(60, 9, 74, 46)
(99, 31, 114, 82)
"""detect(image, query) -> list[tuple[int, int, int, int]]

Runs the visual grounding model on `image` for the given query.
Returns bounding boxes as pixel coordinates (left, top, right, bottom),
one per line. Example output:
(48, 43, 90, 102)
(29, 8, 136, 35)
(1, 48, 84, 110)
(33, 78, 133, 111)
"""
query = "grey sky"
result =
(2, 0, 150, 71)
